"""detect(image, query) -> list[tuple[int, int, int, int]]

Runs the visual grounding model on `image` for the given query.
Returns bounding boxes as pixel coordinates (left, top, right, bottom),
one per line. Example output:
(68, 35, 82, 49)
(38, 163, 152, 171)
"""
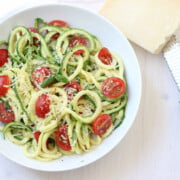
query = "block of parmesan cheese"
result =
(100, 0, 180, 54)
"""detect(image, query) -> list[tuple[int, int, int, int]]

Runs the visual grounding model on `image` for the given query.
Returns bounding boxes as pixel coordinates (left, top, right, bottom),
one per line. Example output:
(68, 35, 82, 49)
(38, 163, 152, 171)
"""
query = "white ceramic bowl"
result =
(0, 3, 142, 171)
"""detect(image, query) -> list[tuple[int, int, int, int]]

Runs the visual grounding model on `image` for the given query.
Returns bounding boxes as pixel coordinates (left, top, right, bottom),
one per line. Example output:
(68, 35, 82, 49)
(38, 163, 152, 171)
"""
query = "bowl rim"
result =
(0, 2, 142, 172)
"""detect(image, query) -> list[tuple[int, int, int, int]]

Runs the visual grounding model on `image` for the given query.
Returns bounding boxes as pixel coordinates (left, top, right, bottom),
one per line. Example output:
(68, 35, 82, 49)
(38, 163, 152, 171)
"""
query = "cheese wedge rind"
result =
(100, 0, 180, 54)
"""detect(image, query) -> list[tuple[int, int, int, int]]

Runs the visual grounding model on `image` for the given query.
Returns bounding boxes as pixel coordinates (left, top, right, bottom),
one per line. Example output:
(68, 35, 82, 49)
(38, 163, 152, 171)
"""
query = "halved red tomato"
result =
(55, 125, 71, 151)
(33, 131, 51, 148)
(48, 20, 68, 40)
(28, 27, 41, 46)
(0, 102, 15, 123)
(92, 114, 112, 136)
(35, 94, 50, 118)
(65, 81, 82, 101)
(32, 66, 52, 88)
(29, 27, 38, 33)
(0, 49, 8, 67)
(51, 32, 60, 40)
(101, 77, 126, 99)
(33, 131, 41, 143)
(0, 75, 10, 96)
(69, 37, 87, 55)
(48, 20, 69, 27)
(98, 47, 112, 65)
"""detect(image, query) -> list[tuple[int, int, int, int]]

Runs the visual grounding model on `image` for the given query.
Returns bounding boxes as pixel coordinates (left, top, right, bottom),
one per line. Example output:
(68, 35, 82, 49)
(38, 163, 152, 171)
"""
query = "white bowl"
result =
(0, 3, 142, 171)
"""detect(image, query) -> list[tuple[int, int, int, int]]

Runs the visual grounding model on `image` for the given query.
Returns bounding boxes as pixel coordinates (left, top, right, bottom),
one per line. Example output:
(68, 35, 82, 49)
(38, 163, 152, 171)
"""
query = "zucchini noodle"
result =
(0, 18, 128, 161)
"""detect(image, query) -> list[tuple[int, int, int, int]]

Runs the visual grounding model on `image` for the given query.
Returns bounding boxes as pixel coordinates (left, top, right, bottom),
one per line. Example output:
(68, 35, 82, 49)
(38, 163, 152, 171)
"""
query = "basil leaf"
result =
(54, 74, 68, 83)
(40, 76, 56, 88)
(41, 74, 68, 88)
(34, 18, 46, 30)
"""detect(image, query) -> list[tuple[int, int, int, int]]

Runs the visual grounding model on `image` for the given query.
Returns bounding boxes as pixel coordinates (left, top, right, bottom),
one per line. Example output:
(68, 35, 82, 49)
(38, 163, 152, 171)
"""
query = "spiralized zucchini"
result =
(0, 18, 128, 161)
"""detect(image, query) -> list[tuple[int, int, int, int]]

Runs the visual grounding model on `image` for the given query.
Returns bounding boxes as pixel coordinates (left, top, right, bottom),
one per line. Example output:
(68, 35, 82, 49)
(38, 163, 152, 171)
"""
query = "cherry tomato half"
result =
(69, 37, 87, 55)
(92, 114, 112, 136)
(101, 77, 126, 99)
(33, 131, 51, 148)
(65, 81, 82, 101)
(29, 27, 41, 46)
(48, 20, 67, 40)
(0, 75, 10, 97)
(0, 49, 8, 67)
(51, 32, 60, 40)
(0, 102, 15, 123)
(33, 131, 41, 143)
(29, 27, 42, 47)
(29, 27, 38, 33)
(32, 66, 52, 88)
(55, 125, 71, 151)
(35, 94, 50, 118)
(98, 47, 112, 65)
(48, 20, 69, 27)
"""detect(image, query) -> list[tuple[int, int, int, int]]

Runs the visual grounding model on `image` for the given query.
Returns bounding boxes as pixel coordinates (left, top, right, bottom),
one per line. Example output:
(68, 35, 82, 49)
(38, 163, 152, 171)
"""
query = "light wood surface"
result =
(0, 1, 180, 180)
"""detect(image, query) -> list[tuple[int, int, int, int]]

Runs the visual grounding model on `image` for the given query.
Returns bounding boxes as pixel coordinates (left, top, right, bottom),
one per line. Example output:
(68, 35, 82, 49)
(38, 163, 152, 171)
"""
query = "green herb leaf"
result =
(34, 18, 46, 30)
(0, 41, 8, 47)
(54, 74, 68, 83)
(40, 74, 68, 88)
(0, 99, 10, 110)
(40, 76, 56, 88)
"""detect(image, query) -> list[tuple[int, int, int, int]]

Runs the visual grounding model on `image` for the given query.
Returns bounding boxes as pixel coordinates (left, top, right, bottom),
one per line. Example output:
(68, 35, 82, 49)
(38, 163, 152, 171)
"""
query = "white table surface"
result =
(0, 1, 180, 180)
